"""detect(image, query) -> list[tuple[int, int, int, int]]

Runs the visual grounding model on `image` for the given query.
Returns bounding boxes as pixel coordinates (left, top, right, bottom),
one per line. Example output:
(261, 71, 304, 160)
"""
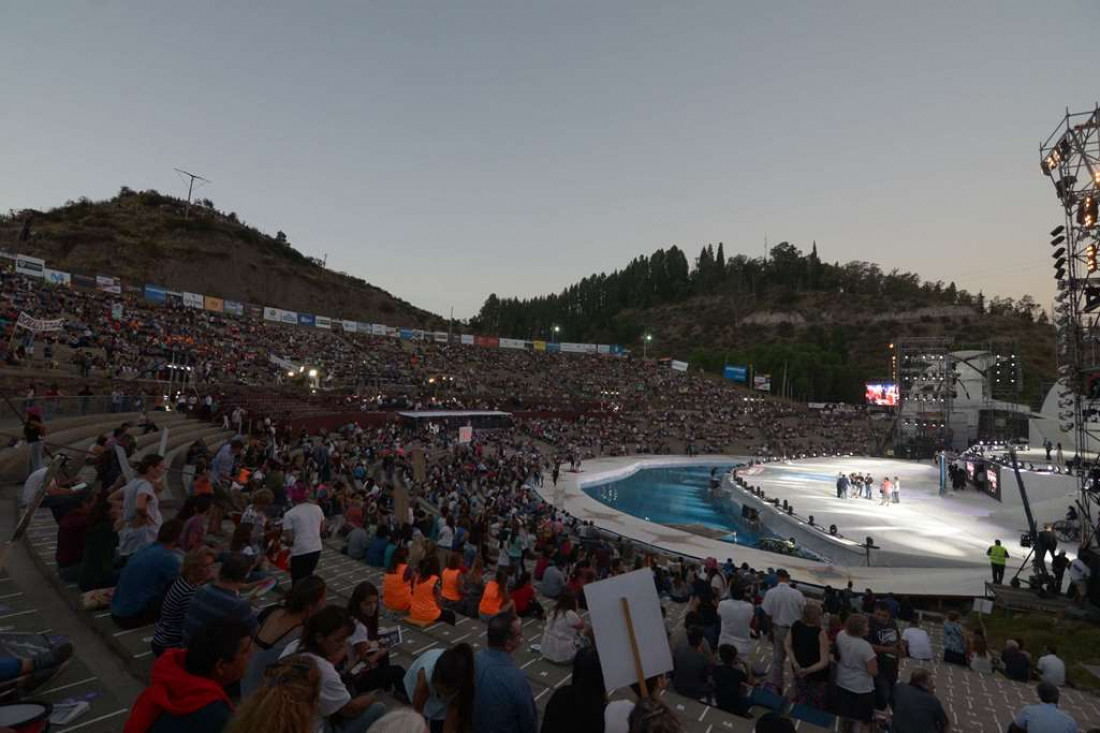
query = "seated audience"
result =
(111, 519, 184, 629)
(890, 668, 948, 733)
(403, 643, 475, 733)
(1008, 682, 1078, 733)
(151, 548, 216, 656)
(242, 576, 327, 697)
(182, 554, 258, 645)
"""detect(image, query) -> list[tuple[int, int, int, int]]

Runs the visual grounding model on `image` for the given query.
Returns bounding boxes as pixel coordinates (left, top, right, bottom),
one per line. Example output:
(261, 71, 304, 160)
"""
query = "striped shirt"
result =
(151, 577, 198, 650)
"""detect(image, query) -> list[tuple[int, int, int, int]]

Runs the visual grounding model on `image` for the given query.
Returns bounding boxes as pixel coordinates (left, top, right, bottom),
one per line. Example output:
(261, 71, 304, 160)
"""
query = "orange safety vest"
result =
(441, 568, 463, 602)
(410, 574, 442, 624)
(479, 580, 504, 617)
(383, 564, 412, 611)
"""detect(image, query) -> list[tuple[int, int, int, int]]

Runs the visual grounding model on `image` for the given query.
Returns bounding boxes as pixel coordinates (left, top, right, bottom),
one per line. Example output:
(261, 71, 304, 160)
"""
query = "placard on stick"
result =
(583, 569, 673, 692)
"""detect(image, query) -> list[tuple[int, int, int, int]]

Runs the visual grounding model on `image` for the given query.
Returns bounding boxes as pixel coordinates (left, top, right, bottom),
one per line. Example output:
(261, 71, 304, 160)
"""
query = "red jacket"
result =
(123, 649, 232, 733)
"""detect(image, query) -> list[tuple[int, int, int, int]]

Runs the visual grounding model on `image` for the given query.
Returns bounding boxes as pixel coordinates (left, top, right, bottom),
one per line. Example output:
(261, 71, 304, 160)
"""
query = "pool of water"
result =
(583, 464, 822, 561)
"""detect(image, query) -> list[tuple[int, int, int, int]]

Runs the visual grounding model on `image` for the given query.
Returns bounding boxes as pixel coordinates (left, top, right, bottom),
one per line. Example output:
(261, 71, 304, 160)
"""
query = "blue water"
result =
(584, 464, 821, 560)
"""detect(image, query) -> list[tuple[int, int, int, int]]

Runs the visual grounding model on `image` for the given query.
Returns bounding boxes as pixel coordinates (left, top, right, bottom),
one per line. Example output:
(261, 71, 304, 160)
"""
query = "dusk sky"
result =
(2, 2, 1096, 318)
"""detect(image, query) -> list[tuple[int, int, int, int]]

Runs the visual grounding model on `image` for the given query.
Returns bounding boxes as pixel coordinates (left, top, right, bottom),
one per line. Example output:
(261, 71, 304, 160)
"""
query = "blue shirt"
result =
(403, 648, 449, 721)
(1012, 703, 1077, 733)
(183, 584, 256, 645)
(366, 537, 390, 567)
(111, 543, 180, 618)
(472, 648, 537, 733)
(209, 444, 236, 484)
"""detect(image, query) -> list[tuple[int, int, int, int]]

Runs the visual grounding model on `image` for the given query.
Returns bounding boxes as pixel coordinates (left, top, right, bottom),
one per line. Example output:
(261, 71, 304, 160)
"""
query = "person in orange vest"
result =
(478, 568, 515, 623)
(410, 556, 456, 626)
(382, 547, 413, 613)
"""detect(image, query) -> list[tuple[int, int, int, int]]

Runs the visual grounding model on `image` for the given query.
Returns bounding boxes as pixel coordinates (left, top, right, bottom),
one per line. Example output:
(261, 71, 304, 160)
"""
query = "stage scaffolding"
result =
(894, 336, 954, 457)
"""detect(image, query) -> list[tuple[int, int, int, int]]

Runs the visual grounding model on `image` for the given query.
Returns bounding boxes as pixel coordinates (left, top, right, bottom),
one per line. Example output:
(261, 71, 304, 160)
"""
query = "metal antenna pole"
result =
(173, 168, 211, 218)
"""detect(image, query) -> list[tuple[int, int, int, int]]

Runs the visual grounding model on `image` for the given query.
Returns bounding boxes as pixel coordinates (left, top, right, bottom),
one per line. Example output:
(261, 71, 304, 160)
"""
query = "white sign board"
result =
(972, 598, 993, 615)
(583, 569, 673, 692)
(671, 360, 689, 373)
(44, 269, 70, 286)
(458, 426, 473, 444)
(15, 254, 45, 279)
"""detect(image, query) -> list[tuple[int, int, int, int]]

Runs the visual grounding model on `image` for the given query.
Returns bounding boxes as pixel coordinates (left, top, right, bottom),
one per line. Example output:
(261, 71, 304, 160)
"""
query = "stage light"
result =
(1051, 235, 1066, 246)
(1054, 257, 1066, 270)
(1055, 267, 1066, 280)
(1088, 244, 1098, 273)
(1078, 195, 1098, 227)
(1052, 247, 1066, 259)
(1052, 225, 1066, 237)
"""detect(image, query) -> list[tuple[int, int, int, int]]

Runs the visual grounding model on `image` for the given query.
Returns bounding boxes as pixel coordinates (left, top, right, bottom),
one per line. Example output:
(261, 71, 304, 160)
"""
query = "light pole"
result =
(643, 333, 653, 359)
(552, 325, 560, 343)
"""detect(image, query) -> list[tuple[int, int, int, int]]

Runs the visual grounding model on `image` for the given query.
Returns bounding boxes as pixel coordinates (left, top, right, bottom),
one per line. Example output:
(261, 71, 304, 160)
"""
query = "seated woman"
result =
(460, 556, 485, 619)
(510, 572, 544, 619)
(346, 582, 407, 696)
(409, 556, 456, 626)
(478, 568, 514, 623)
(540, 590, 585, 664)
(440, 554, 465, 614)
(382, 547, 413, 614)
(242, 576, 327, 697)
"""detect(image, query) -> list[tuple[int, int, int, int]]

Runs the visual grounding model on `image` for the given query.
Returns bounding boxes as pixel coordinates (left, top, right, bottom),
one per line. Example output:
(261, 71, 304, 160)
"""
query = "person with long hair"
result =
(226, 655, 321, 733)
(478, 568, 514, 622)
(540, 646, 607, 733)
(440, 552, 465, 614)
(346, 582, 407, 695)
(783, 600, 829, 710)
(402, 642, 475, 733)
(150, 547, 216, 656)
(383, 547, 413, 613)
(280, 606, 387, 733)
(461, 555, 485, 619)
(410, 554, 457, 626)
(242, 575, 327, 696)
(626, 698, 683, 733)
(112, 453, 168, 557)
(834, 613, 878, 733)
(178, 495, 213, 552)
(541, 589, 586, 664)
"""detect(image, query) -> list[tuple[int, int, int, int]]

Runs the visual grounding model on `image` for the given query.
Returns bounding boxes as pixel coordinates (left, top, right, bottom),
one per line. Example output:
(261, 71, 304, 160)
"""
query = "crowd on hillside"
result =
(13, 410, 1091, 733)
(0, 271, 889, 458)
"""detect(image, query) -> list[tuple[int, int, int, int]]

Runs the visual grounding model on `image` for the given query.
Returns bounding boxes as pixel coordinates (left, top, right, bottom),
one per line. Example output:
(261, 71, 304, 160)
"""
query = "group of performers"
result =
(835, 472, 901, 505)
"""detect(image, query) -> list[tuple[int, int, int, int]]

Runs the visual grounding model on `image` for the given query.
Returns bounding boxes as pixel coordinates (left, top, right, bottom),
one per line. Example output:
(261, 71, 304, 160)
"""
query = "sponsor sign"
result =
(263, 307, 297, 324)
(224, 300, 245, 316)
(297, 313, 316, 327)
(461, 334, 475, 345)
(182, 292, 204, 308)
(723, 365, 747, 383)
(16, 311, 64, 333)
(671, 360, 689, 373)
(533, 340, 546, 351)
(71, 274, 96, 290)
(341, 320, 358, 333)
(96, 275, 121, 294)
(43, 269, 70, 286)
(143, 285, 168, 303)
(111, 304, 124, 320)
(372, 324, 387, 336)
(315, 315, 331, 329)
(204, 296, 224, 313)
(15, 254, 45, 279)
(499, 337, 526, 349)
(754, 374, 772, 391)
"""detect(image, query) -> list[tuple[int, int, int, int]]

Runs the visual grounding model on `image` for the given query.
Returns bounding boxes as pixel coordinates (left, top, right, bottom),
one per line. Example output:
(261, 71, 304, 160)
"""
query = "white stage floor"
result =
(538, 455, 1037, 597)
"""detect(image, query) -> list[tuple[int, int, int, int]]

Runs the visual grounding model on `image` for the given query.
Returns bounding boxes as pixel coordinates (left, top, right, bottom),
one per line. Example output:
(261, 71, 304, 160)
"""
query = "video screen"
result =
(985, 466, 1001, 501)
(864, 382, 899, 406)
(966, 461, 976, 481)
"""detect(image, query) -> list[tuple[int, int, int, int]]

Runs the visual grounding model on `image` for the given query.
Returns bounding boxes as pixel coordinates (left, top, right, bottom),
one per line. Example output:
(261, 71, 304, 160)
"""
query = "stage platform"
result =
(538, 455, 1053, 598)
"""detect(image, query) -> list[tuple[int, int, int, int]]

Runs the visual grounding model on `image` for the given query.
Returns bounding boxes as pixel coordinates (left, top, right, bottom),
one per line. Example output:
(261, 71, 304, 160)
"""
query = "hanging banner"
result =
(204, 296, 224, 312)
(182, 292, 204, 308)
(264, 306, 298, 324)
(315, 315, 332, 329)
(165, 292, 183, 307)
(433, 331, 448, 343)
(723, 365, 747, 383)
(245, 304, 264, 320)
(533, 340, 546, 351)
(754, 374, 772, 391)
(96, 275, 121, 294)
(598, 345, 611, 354)
(71, 274, 96, 290)
(341, 320, 358, 333)
(546, 342, 561, 353)
(144, 285, 167, 303)
(223, 300, 245, 316)
(297, 313, 315, 327)
(43, 269, 70, 287)
(16, 312, 64, 333)
(499, 337, 525, 349)
(671, 360, 689, 373)
(15, 254, 45, 279)
(461, 334, 475, 345)
(560, 342, 585, 353)
(371, 324, 387, 336)
(458, 425, 473, 444)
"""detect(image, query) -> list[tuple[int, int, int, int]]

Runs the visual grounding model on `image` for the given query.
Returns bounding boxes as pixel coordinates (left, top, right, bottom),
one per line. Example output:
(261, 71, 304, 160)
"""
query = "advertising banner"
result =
(461, 334, 475, 345)
(245, 304, 265, 320)
(224, 300, 245, 316)
(16, 311, 64, 333)
(181, 292, 204, 308)
(263, 307, 297, 324)
(43, 269, 70, 287)
(96, 275, 122, 294)
(371, 324, 387, 336)
(598, 344, 611, 354)
(15, 254, 45, 279)
(546, 342, 561, 353)
(296, 313, 315, 327)
(315, 315, 332, 329)
(399, 328, 413, 340)
(165, 292, 183, 307)
(144, 285, 167, 303)
(754, 374, 772, 391)
(71, 274, 96, 290)
(723, 365, 747, 383)
(671, 360, 689, 373)
(499, 337, 526, 349)
(204, 296, 224, 313)
(434, 331, 449, 343)
(341, 320, 358, 333)
(560, 342, 585, 353)
(533, 340, 546, 351)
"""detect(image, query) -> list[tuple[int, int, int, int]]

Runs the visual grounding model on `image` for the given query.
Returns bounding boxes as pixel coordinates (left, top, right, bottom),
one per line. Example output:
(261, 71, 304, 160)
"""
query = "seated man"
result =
(671, 626, 713, 700)
(1001, 640, 1032, 683)
(182, 554, 257, 646)
(890, 668, 948, 733)
(537, 558, 567, 600)
(111, 520, 184, 629)
(56, 491, 98, 583)
(1007, 682, 1077, 733)
(343, 516, 369, 560)
(124, 620, 253, 733)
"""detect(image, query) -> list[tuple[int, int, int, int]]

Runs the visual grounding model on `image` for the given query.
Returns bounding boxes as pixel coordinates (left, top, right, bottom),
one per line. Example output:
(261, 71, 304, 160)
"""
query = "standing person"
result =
(403, 643, 475, 733)
(879, 477, 892, 506)
(717, 585, 755, 661)
(283, 485, 326, 584)
(986, 539, 1009, 585)
(783, 601, 830, 710)
(1044, 439, 1053, 461)
(1055, 442, 1064, 465)
(151, 548, 216, 656)
(1008, 683, 1078, 733)
(279, 606, 387, 733)
(889, 669, 949, 733)
(23, 406, 48, 477)
(1068, 555, 1092, 604)
(473, 613, 538, 733)
(865, 602, 902, 712)
(123, 620, 254, 733)
(834, 614, 878, 733)
(114, 454, 168, 557)
(1051, 551, 1069, 595)
(892, 476, 901, 504)
(836, 472, 848, 500)
(761, 569, 805, 690)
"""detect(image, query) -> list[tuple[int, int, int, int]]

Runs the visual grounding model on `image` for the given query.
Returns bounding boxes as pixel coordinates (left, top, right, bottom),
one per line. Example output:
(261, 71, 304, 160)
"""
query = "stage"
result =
(537, 455, 1061, 597)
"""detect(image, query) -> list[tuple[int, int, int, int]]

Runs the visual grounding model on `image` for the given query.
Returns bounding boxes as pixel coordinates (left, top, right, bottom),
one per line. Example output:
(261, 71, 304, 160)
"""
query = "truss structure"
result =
(894, 336, 955, 455)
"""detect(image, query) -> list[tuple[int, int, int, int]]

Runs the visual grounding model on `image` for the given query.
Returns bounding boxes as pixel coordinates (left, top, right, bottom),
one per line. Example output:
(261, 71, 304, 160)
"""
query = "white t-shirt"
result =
(717, 599, 754, 657)
(835, 631, 876, 694)
(604, 699, 635, 733)
(902, 627, 934, 661)
(438, 525, 454, 550)
(284, 502, 325, 556)
(1037, 654, 1066, 686)
(761, 582, 805, 627)
(21, 466, 49, 506)
(541, 610, 582, 663)
(279, 643, 349, 733)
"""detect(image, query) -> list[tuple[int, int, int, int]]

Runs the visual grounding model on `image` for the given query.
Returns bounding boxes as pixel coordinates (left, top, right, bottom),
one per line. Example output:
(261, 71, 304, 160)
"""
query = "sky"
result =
(1, 2, 1095, 319)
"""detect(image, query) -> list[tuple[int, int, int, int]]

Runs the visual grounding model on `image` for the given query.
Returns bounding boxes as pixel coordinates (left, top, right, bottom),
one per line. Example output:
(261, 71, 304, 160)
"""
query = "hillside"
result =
(473, 242, 1057, 405)
(0, 188, 442, 328)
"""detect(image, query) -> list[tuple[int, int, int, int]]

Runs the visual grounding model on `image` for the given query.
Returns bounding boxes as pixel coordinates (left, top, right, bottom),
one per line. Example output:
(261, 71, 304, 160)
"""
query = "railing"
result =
(0, 393, 168, 424)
